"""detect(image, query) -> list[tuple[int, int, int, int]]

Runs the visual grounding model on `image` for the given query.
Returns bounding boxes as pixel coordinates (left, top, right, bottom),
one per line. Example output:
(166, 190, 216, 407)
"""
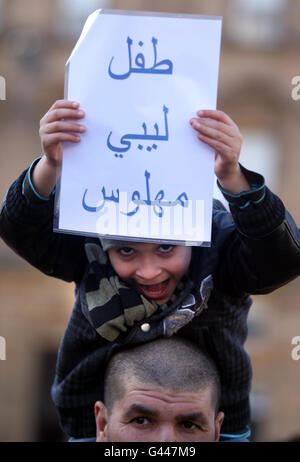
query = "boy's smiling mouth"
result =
(136, 278, 170, 299)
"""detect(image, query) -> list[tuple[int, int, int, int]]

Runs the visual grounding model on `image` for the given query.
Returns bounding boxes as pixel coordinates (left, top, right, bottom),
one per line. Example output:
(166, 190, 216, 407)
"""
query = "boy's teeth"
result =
(140, 280, 168, 292)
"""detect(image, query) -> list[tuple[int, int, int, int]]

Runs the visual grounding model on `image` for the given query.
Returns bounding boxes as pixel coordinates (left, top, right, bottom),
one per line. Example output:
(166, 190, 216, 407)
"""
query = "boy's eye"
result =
(118, 247, 135, 256)
(159, 244, 174, 254)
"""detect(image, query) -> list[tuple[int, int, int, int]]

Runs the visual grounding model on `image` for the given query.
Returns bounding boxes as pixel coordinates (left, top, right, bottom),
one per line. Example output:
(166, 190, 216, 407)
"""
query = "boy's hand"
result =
(190, 110, 250, 194)
(39, 99, 86, 169)
(31, 100, 86, 198)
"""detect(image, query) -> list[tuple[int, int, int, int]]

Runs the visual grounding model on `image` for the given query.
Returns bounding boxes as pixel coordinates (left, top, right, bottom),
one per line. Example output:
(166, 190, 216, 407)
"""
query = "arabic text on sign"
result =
(107, 105, 169, 157)
(108, 37, 173, 80)
(82, 169, 188, 218)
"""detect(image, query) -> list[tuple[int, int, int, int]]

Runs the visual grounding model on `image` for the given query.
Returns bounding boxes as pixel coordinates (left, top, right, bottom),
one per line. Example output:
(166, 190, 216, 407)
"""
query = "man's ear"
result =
(94, 401, 108, 442)
(214, 411, 225, 442)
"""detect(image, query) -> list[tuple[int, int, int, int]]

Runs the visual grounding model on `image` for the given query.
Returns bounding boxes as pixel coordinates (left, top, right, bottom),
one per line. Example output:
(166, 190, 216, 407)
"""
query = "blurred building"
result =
(0, 0, 300, 441)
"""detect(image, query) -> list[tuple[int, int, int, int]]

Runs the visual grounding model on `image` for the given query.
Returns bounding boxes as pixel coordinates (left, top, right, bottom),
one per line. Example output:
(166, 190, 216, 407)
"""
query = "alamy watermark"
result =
(94, 192, 206, 243)
(291, 336, 300, 361)
(0, 75, 6, 100)
(291, 76, 300, 101)
(0, 336, 6, 360)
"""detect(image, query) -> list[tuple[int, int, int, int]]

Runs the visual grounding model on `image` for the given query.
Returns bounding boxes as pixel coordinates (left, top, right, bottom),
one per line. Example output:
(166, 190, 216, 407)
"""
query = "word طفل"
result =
(108, 36, 173, 80)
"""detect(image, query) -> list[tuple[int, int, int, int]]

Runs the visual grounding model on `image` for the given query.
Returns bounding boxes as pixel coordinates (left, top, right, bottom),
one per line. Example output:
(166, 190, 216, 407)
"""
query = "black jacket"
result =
(1, 164, 300, 437)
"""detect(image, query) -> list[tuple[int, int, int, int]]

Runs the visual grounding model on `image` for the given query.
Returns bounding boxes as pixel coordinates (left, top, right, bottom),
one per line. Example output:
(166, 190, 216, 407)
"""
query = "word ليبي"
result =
(107, 105, 169, 157)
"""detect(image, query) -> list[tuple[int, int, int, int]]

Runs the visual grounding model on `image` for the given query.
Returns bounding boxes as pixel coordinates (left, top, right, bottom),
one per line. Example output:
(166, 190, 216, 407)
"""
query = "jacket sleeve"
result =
(214, 166, 300, 295)
(0, 165, 86, 283)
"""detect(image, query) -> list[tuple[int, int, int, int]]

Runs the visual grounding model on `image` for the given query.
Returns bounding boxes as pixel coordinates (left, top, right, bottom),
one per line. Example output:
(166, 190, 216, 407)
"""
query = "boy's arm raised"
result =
(34, 99, 86, 197)
(191, 110, 300, 294)
(0, 100, 87, 283)
(212, 181, 300, 295)
(0, 167, 86, 283)
(190, 109, 249, 194)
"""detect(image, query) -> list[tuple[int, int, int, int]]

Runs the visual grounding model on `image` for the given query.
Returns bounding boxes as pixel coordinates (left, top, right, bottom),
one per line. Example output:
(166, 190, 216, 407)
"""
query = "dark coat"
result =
(1, 164, 300, 437)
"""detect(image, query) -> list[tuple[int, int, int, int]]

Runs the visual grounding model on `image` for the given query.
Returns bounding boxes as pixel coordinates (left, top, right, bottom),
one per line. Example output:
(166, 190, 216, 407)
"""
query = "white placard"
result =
(58, 9, 222, 246)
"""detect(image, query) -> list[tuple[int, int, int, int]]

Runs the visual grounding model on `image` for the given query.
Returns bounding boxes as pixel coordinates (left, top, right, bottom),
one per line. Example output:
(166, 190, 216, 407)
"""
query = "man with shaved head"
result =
(94, 336, 224, 442)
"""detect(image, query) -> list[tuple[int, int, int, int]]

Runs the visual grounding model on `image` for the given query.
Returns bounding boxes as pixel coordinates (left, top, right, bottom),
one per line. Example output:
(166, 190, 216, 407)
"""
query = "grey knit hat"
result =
(100, 238, 139, 252)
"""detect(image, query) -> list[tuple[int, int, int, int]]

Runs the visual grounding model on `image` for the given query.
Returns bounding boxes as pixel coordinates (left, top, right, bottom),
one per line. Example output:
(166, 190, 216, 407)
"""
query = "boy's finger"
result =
(42, 108, 85, 124)
(50, 100, 80, 110)
(43, 133, 81, 145)
(196, 110, 238, 128)
(193, 122, 233, 149)
(197, 133, 231, 154)
(190, 118, 236, 138)
(42, 121, 86, 134)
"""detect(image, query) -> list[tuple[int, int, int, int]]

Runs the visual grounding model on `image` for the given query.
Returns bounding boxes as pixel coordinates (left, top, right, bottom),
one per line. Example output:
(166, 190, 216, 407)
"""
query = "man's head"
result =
(95, 337, 224, 442)
(103, 240, 192, 305)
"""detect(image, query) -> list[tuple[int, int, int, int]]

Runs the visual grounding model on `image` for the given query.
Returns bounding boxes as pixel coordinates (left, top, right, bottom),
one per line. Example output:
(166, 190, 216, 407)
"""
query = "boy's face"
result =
(108, 244, 192, 305)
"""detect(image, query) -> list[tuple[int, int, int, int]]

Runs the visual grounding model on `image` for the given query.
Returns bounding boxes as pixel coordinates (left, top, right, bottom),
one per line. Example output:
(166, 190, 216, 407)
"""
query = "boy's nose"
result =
(135, 258, 163, 282)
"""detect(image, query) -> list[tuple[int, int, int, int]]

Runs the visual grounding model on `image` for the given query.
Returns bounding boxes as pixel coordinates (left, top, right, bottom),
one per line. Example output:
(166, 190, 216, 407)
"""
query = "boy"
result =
(1, 100, 300, 441)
